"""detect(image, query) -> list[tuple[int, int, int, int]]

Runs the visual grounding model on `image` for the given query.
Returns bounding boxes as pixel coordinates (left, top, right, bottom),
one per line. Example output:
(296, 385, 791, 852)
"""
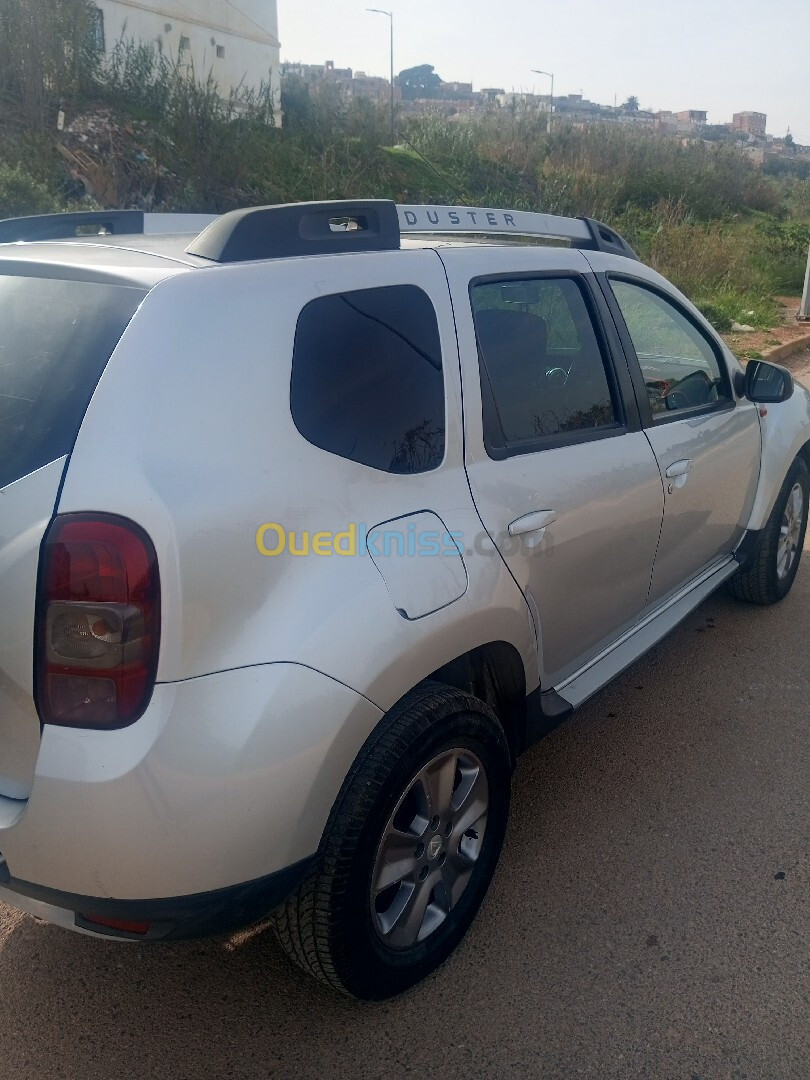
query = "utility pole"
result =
(800, 240, 810, 321)
(367, 8, 395, 146)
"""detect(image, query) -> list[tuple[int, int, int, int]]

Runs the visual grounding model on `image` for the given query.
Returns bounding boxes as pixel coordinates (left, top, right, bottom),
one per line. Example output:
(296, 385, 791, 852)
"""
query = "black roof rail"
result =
(580, 217, 639, 260)
(186, 200, 401, 263)
(0, 210, 145, 243)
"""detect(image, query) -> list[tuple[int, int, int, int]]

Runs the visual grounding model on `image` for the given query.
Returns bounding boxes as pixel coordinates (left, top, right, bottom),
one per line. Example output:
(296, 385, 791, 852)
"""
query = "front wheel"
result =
(272, 684, 512, 1000)
(730, 456, 808, 604)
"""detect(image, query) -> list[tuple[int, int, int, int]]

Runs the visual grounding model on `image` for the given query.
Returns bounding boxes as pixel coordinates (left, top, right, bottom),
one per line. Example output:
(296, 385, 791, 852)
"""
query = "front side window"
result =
(472, 276, 620, 454)
(291, 285, 445, 474)
(610, 279, 731, 417)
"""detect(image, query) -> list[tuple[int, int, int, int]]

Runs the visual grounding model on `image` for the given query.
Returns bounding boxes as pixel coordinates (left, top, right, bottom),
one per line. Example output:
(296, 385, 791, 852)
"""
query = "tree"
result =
(0, 0, 101, 128)
(623, 95, 640, 113)
(397, 64, 442, 100)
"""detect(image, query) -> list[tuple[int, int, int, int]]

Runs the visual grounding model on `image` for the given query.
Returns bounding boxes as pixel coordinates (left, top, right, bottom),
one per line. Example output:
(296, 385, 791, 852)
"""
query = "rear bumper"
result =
(0, 662, 383, 902)
(0, 855, 315, 941)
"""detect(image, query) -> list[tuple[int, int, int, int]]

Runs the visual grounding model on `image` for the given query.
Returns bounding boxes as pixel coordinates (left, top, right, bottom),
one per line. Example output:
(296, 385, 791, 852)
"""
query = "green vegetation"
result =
(0, 8, 808, 334)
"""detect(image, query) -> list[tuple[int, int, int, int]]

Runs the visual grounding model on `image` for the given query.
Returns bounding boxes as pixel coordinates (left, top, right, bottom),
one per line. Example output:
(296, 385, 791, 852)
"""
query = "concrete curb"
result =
(763, 333, 810, 363)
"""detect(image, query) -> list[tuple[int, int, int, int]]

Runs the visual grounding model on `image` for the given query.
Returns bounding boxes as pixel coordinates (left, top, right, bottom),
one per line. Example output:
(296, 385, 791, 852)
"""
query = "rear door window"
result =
(471, 276, 621, 455)
(0, 275, 144, 489)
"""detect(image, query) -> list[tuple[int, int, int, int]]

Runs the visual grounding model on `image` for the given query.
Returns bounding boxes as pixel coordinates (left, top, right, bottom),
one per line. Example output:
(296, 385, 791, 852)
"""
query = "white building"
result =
(93, 1, 280, 120)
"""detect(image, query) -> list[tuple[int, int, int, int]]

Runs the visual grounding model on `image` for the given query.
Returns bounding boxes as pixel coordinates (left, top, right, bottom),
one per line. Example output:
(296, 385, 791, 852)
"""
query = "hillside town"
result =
(83, 2, 807, 163)
(281, 58, 809, 165)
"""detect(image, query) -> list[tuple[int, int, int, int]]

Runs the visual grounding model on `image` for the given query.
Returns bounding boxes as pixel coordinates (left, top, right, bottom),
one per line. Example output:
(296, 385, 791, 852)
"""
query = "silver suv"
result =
(0, 201, 807, 1000)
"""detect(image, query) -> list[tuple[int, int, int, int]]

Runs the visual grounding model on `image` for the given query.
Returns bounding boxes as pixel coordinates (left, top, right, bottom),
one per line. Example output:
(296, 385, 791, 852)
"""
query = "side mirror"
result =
(745, 359, 794, 404)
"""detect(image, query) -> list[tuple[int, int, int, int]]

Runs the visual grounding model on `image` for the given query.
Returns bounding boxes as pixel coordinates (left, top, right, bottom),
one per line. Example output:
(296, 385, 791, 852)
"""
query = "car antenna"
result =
(395, 133, 470, 206)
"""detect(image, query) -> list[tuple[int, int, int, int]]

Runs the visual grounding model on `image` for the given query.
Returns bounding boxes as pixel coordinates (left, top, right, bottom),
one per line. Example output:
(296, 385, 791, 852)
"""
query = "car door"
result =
(605, 276, 761, 605)
(440, 248, 665, 688)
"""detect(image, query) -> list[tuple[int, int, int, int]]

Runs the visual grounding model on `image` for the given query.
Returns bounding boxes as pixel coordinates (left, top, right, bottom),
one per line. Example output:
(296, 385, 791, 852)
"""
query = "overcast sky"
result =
(277, 0, 809, 143)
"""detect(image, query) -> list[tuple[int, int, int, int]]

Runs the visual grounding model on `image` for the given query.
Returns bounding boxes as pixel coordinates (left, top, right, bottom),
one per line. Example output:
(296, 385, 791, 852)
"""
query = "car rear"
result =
(0, 268, 149, 796)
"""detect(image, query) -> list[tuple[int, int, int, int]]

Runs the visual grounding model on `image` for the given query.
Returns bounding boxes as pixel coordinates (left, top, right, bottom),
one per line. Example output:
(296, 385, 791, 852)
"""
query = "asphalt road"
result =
(1, 360, 809, 1080)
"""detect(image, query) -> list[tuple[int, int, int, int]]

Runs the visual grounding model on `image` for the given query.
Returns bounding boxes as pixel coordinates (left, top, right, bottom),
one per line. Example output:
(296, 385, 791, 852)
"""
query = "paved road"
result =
(1, 366, 808, 1079)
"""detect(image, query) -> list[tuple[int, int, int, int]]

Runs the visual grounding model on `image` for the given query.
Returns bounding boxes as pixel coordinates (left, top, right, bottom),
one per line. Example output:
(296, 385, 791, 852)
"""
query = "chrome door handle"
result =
(665, 458, 692, 492)
(508, 510, 558, 538)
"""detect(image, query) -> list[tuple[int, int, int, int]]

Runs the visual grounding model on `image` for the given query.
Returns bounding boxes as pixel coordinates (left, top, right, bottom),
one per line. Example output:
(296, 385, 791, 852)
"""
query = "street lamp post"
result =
(531, 69, 554, 133)
(367, 8, 395, 146)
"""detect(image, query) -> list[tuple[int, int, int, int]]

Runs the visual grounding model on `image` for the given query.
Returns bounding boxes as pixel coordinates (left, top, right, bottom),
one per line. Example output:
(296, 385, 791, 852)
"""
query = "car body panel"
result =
(746, 385, 810, 528)
(0, 663, 383, 898)
(643, 407, 761, 603)
(57, 249, 539, 711)
(0, 459, 67, 799)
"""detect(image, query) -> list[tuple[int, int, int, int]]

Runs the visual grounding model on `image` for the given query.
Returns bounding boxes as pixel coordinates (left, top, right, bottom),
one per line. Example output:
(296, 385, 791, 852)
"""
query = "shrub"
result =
(0, 162, 59, 216)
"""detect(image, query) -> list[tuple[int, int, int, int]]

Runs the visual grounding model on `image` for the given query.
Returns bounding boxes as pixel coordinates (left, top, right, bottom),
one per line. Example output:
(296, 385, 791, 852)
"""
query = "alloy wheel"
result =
(370, 748, 489, 950)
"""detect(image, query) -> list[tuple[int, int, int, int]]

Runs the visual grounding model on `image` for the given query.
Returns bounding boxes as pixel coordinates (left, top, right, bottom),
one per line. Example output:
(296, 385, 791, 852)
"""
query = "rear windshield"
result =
(0, 274, 145, 490)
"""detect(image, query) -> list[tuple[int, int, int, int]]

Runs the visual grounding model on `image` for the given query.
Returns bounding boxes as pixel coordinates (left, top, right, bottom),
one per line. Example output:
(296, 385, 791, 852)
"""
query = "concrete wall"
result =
(95, 1, 280, 121)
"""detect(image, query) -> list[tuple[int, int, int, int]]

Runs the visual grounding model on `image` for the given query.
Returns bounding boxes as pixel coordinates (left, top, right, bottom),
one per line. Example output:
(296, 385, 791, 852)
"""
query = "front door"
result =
(442, 249, 665, 688)
(607, 277, 761, 605)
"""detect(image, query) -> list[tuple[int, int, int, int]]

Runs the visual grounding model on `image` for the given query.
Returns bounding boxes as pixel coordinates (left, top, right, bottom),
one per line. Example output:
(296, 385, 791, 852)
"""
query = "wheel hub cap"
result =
(370, 747, 489, 951)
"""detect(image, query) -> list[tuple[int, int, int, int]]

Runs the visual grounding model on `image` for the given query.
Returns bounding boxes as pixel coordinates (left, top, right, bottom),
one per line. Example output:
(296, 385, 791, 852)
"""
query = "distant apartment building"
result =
(676, 109, 708, 127)
(732, 111, 767, 137)
(282, 60, 400, 106)
(93, 0, 280, 117)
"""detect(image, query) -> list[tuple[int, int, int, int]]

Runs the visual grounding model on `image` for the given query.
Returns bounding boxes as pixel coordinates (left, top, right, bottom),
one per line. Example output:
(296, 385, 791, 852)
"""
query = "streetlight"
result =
(531, 69, 554, 132)
(367, 8, 395, 146)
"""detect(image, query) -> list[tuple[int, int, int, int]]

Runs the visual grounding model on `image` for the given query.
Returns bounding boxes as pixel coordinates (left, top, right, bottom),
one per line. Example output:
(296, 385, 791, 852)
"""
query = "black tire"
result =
(272, 683, 512, 1000)
(730, 456, 809, 605)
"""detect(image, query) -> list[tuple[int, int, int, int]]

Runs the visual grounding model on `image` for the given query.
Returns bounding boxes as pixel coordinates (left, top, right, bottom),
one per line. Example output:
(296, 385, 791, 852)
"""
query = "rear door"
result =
(604, 275, 761, 605)
(0, 270, 144, 799)
(440, 247, 665, 688)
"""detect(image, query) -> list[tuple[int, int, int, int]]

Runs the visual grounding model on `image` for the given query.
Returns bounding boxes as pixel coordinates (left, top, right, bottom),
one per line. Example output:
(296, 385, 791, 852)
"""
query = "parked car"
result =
(0, 201, 807, 1000)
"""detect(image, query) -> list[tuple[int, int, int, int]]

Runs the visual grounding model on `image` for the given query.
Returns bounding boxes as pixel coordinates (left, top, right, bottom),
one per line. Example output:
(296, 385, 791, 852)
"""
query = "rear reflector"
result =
(35, 514, 160, 729)
(80, 914, 151, 935)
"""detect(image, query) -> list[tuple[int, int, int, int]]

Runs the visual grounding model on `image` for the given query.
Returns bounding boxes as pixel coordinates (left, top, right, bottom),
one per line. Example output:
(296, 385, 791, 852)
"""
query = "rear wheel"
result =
(272, 684, 512, 1000)
(730, 457, 808, 604)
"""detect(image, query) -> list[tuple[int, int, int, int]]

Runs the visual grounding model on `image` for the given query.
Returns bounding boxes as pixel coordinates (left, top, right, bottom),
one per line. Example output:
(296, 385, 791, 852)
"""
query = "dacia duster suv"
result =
(0, 201, 807, 1000)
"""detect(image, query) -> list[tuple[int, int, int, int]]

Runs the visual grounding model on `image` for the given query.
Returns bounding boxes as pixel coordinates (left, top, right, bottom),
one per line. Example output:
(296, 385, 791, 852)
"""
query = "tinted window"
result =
(471, 277, 620, 452)
(610, 279, 730, 416)
(0, 275, 144, 490)
(291, 285, 445, 474)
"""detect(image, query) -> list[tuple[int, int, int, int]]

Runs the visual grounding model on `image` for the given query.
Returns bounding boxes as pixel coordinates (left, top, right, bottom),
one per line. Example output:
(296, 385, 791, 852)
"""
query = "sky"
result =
(277, 0, 809, 144)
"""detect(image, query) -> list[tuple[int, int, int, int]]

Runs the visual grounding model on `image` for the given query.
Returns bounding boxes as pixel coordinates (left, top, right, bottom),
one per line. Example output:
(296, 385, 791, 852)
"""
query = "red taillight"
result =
(35, 515, 160, 729)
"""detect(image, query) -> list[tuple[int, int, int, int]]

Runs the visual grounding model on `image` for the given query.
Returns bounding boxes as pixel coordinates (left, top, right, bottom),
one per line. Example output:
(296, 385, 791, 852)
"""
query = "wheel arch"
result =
(423, 641, 527, 761)
(746, 389, 810, 531)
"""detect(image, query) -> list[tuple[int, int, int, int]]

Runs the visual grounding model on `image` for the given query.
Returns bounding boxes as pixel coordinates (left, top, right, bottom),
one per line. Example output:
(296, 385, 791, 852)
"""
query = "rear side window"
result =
(0, 275, 144, 490)
(291, 285, 445, 474)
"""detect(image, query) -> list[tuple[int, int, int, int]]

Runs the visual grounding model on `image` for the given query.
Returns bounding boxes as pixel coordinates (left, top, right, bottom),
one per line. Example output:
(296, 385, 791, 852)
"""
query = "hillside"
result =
(0, 34, 808, 339)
